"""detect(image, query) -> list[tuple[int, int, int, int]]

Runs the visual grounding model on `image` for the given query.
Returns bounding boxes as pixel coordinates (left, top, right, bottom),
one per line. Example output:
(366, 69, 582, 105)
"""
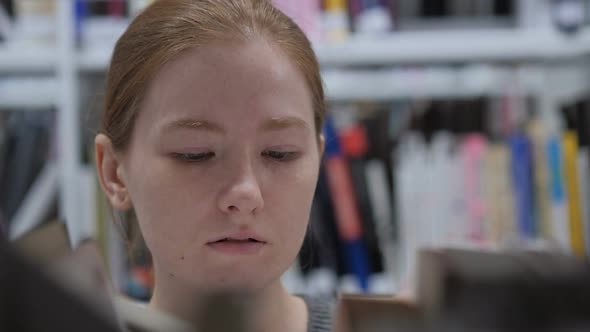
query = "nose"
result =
(217, 159, 264, 216)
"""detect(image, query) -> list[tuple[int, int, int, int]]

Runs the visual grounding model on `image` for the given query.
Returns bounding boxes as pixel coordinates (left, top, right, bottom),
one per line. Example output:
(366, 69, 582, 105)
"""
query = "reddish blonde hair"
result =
(101, 0, 325, 150)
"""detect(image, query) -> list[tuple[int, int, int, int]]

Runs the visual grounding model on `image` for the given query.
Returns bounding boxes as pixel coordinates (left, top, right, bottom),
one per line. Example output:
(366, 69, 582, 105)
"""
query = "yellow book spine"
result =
(484, 144, 515, 244)
(323, 0, 349, 41)
(563, 131, 585, 257)
(325, 0, 347, 10)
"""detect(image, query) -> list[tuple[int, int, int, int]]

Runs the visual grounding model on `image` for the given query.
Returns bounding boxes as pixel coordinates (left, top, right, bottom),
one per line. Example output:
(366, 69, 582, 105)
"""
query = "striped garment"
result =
(119, 294, 336, 332)
(300, 295, 335, 332)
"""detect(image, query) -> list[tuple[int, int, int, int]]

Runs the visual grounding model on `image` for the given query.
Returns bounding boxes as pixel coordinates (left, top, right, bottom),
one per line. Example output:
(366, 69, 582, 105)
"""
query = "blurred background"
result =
(0, 0, 589, 302)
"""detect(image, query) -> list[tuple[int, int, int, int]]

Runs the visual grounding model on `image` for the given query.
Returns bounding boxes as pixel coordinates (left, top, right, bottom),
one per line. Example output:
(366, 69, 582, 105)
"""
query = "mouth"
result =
(206, 234, 267, 255)
(212, 238, 263, 243)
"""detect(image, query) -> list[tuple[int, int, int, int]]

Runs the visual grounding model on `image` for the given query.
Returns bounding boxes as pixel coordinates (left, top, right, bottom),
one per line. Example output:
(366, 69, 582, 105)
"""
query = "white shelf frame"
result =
(322, 62, 590, 102)
(314, 27, 590, 66)
(0, 78, 58, 109)
(73, 28, 590, 72)
(0, 45, 57, 73)
(56, 0, 84, 248)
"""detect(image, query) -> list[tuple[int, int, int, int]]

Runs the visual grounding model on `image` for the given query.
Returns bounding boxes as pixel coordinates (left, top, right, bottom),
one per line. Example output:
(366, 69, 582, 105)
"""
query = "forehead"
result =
(138, 37, 313, 129)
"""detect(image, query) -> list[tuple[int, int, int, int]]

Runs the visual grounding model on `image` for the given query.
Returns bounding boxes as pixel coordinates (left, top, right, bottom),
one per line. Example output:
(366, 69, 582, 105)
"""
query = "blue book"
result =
(510, 134, 537, 239)
(74, 0, 88, 45)
(548, 137, 566, 207)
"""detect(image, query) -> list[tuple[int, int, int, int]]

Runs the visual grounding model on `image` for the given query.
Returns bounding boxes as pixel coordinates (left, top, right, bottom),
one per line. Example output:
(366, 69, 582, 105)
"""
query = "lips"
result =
(206, 232, 267, 255)
(213, 238, 261, 243)
(207, 231, 266, 244)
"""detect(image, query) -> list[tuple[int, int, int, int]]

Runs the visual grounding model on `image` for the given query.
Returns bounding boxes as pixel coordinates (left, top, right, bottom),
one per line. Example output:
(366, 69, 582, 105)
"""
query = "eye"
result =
(262, 150, 299, 162)
(171, 152, 215, 163)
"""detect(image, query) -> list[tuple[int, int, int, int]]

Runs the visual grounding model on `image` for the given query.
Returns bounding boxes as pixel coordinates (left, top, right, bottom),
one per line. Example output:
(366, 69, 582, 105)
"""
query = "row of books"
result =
(293, 96, 590, 295)
(0, 0, 152, 20)
(277, 0, 518, 41)
(273, 0, 590, 41)
(396, 99, 590, 290)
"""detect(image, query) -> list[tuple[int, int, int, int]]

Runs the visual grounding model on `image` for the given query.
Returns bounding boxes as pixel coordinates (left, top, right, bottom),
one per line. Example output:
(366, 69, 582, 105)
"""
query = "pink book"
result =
(273, 0, 321, 41)
(461, 134, 488, 246)
(107, 0, 126, 17)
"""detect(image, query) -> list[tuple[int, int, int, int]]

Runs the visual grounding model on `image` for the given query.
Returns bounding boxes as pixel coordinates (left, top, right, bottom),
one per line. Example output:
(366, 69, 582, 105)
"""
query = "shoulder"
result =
(299, 294, 336, 332)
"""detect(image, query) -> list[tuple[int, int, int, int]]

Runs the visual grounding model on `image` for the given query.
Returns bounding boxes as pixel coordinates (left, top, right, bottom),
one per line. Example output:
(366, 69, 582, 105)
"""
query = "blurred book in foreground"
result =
(335, 248, 590, 332)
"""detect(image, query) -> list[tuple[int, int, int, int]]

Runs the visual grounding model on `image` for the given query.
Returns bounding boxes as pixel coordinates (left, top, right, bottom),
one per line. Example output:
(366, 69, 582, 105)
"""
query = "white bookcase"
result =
(2, 0, 590, 252)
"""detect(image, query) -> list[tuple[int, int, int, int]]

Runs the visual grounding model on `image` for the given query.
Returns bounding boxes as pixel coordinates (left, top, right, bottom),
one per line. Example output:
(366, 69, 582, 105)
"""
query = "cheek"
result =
(125, 157, 216, 258)
(264, 160, 319, 253)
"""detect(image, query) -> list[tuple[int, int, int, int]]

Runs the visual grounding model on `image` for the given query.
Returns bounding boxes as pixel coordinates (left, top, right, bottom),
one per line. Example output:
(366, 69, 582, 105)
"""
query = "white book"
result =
(339, 274, 362, 294)
(394, 133, 425, 295)
(449, 145, 468, 248)
(429, 132, 455, 248)
(365, 158, 397, 288)
(548, 135, 571, 253)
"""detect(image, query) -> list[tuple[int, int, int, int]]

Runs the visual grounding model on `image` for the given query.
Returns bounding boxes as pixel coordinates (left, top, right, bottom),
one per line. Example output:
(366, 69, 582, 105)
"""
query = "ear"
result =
(318, 133, 325, 157)
(95, 134, 133, 211)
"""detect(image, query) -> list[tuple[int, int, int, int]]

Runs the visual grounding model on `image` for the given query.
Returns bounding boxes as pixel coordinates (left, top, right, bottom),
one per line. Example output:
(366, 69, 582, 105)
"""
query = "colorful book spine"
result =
(323, 0, 349, 41)
(354, 0, 393, 35)
(273, 0, 321, 41)
(527, 119, 552, 240)
(107, 0, 126, 17)
(509, 134, 537, 240)
(341, 123, 384, 276)
(460, 133, 488, 245)
(323, 116, 370, 291)
(563, 131, 586, 257)
(484, 144, 515, 244)
(547, 136, 571, 252)
(74, 0, 88, 45)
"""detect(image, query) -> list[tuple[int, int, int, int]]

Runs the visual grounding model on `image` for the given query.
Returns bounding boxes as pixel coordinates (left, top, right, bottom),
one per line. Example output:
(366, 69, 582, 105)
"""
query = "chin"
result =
(202, 274, 274, 293)
(213, 261, 289, 292)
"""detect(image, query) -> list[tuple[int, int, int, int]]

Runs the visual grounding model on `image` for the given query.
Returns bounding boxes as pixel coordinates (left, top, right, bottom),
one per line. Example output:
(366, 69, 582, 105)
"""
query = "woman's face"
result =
(117, 38, 322, 291)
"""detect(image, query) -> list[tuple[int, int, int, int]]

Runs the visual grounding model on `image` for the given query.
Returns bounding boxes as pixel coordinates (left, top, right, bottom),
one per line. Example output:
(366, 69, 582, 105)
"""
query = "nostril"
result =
(228, 205, 239, 212)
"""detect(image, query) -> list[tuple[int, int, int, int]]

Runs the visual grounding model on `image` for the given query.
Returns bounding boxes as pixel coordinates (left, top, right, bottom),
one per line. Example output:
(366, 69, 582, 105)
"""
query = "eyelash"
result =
(171, 152, 215, 162)
(261, 150, 299, 162)
(171, 150, 299, 163)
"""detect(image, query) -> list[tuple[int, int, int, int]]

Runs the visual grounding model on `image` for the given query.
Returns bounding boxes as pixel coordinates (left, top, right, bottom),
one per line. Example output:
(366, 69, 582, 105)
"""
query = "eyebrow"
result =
(160, 116, 309, 134)
(161, 118, 225, 134)
(260, 116, 310, 132)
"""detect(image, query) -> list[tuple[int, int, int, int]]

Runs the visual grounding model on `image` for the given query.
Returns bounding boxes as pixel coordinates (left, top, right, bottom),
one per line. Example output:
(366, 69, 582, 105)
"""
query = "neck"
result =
(149, 271, 307, 332)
